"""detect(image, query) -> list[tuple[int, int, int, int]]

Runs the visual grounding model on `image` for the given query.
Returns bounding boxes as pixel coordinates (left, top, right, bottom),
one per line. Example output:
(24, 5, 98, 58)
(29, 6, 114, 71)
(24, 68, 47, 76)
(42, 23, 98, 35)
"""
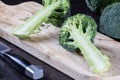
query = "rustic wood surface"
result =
(0, 1, 120, 80)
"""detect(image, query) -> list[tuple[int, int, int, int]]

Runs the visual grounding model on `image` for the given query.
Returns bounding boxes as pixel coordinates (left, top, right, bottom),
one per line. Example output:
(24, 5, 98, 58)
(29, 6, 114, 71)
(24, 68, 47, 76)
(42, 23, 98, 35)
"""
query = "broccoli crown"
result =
(42, 0, 70, 27)
(85, 0, 120, 12)
(59, 14, 97, 51)
(99, 2, 120, 39)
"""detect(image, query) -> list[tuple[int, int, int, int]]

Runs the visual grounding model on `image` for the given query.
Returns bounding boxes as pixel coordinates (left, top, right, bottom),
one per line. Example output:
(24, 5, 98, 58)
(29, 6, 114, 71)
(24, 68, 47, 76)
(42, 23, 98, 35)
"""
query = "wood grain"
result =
(0, 1, 120, 80)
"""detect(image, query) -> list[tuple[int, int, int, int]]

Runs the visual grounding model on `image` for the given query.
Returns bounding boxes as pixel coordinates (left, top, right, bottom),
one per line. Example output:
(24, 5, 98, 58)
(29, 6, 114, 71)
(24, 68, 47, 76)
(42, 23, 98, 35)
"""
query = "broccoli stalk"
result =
(12, 0, 70, 39)
(69, 25, 110, 73)
(59, 14, 111, 73)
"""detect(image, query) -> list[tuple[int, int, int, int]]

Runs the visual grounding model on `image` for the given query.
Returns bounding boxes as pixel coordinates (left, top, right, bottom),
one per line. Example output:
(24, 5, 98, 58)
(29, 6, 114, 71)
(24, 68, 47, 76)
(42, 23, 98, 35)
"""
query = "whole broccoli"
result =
(99, 2, 120, 39)
(85, 0, 120, 12)
(12, 0, 70, 39)
(59, 14, 111, 73)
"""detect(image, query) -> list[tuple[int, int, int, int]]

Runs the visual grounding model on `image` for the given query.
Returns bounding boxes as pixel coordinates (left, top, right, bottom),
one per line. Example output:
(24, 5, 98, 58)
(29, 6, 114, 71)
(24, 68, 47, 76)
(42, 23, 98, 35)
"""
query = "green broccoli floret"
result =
(99, 2, 120, 39)
(85, 0, 120, 12)
(42, 0, 70, 26)
(59, 14, 111, 73)
(85, 0, 100, 12)
(12, 0, 70, 39)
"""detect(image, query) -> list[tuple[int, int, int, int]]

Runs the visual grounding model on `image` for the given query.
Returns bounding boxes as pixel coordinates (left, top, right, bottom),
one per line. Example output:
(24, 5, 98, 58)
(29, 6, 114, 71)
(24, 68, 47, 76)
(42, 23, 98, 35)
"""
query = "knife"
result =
(0, 42, 43, 79)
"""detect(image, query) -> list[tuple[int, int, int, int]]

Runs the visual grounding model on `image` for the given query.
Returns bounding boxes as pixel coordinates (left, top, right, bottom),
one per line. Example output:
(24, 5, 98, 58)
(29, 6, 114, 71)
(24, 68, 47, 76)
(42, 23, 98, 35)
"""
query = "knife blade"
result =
(0, 42, 43, 79)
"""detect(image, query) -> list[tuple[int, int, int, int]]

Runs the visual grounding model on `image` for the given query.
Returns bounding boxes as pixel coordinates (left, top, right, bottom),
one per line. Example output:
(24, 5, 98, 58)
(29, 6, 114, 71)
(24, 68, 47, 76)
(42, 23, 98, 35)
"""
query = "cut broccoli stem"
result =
(12, 1, 61, 39)
(59, 14, 111, 73)
(69, 25, 111, 73)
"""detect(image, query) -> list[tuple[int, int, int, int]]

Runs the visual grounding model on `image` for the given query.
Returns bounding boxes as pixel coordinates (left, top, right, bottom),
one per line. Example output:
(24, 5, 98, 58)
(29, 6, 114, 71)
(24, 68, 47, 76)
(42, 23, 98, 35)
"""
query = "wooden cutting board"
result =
(0, 1, 120, 80)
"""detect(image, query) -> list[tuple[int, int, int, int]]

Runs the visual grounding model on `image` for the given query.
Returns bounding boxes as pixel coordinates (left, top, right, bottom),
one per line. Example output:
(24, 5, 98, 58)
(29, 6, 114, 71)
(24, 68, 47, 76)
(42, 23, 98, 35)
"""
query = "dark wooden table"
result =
(0, 0, 100, 80)
(0, 37, 74, 80)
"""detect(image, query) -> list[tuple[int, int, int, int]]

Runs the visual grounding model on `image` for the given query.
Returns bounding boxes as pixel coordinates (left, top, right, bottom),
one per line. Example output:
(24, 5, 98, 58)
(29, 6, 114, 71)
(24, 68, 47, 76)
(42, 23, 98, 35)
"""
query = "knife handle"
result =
(3, 52, 43, 79)
(3, 52, 30, 72)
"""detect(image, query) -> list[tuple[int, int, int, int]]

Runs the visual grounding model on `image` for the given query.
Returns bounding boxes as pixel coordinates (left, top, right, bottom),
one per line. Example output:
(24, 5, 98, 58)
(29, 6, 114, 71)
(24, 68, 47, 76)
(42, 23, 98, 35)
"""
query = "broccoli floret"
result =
(85, 0, 100, 12)
(99, 2, 120, 39)
(42, 0, 70, 26)
(85, 0, 120, 12)
(59, 14, 96, 51)
(59, 14, 111, 73)
(12, 0, 70, 39)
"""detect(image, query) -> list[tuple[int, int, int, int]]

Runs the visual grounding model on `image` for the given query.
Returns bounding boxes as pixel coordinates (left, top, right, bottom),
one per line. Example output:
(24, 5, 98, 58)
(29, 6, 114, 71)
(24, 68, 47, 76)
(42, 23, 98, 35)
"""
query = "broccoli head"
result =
(59, 14, 97, 51)
(85, 0, 120, 12)
(42, 0, 70, 26)
(12, 0, 70, 39)
(59, 14, 111, 73)
(99, 2, 120, 39)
